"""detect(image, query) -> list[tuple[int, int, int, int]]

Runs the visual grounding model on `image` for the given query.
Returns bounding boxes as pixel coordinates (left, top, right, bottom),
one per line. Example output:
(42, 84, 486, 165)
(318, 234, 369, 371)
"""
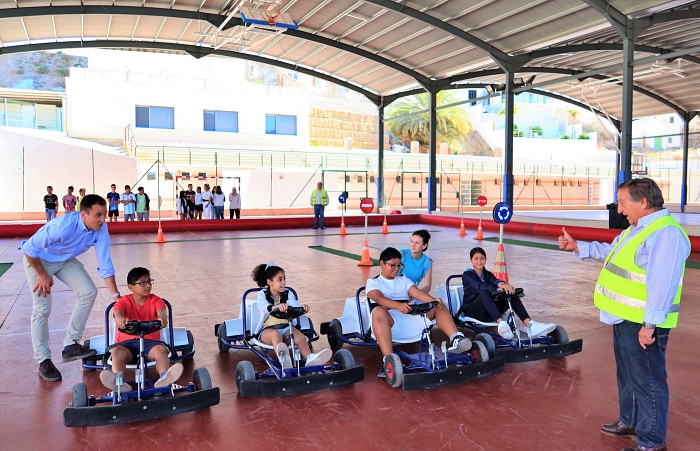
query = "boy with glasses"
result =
(100, 267, 183, 392)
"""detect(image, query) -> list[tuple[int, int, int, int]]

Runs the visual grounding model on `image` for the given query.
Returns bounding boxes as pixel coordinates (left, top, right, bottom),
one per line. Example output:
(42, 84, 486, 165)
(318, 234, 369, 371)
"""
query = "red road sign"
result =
(477, 196, 488, 207)
(360, 198, 374, 214)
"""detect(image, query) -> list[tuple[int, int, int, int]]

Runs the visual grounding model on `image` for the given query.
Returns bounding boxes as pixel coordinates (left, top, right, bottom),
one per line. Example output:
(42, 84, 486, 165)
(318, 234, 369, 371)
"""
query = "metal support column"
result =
(503, 72, 515, 206)
(681, 112, 697, 212)
(377, 103, 384, 208)
(428, 91, 437, 212)
(619, 36, 634, 184)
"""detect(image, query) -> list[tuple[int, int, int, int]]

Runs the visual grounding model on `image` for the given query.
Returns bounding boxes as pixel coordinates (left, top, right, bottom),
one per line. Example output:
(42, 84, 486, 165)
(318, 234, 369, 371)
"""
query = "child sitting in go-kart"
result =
(99, 267, 184, 392)
(461, 247, 556, 339)
(251, 263, 332, 368)
(368, 248, 473, 375)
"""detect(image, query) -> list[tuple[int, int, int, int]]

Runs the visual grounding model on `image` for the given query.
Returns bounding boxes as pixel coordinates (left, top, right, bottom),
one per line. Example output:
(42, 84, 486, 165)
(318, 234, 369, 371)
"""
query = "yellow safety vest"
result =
(594, 215, 689, 328)
(310, 189, 328, 206)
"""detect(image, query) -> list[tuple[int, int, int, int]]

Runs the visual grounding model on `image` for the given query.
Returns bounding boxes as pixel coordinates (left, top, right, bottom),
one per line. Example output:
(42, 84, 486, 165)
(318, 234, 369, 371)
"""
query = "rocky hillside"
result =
(0, 51, 87, 91)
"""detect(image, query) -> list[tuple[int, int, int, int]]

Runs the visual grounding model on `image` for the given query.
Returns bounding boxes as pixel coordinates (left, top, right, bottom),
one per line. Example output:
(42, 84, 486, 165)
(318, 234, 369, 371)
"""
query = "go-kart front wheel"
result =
(71, 383, 88, 408)
(236, 361, 256, 393)
(475, 333, 495, 357)
(383, 353, 403, 389)
(326, 319, 343, 351)
(469, 341, 490, 364)
(548, 325, 569, 344)
(193, 368, 212, 391)
(333, 349, 355, 370)
(217, 323, 229, 353)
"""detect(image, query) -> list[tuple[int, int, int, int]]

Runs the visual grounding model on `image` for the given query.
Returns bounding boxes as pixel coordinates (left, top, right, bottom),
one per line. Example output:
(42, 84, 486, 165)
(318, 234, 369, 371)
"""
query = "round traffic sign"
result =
(477, 196, 487, 207)
(338, 194, 347, 204)
(492, 202, 513, 224)
(360, 198, 374, 214)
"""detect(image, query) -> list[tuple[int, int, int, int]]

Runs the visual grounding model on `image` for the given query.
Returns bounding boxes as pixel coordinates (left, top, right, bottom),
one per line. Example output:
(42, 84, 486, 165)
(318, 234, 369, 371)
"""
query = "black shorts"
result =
(194, 204, 203, 211)
(112, 339, 164, 363)
(109, 210, 119, 217)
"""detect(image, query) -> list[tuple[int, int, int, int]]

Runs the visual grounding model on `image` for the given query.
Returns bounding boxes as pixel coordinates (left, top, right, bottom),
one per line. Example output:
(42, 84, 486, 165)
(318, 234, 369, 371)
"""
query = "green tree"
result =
(386, 91, 473, 152)
(497, 104, 519, 116)
(568, 109, 580, 138)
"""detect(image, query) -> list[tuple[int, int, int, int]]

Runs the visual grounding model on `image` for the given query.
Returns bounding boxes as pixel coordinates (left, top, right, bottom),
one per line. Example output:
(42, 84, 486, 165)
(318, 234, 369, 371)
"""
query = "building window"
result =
(266, 114, 297, 135)
(668, 137, 672, 144)
(204, 110, 238, 132)
(370, 176, 375, 183)
(357, 175, 363, 183)
(345, 175, 351, 182)
(669, 116, 674, 124)
(135, 106, 174, 129)
(147, 172, 156, 181)
(165, 171, 173, 181)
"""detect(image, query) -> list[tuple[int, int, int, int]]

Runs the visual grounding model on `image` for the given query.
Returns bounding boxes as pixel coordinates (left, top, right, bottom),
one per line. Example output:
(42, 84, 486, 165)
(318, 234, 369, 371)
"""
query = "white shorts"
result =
(371, 303, 435, 343)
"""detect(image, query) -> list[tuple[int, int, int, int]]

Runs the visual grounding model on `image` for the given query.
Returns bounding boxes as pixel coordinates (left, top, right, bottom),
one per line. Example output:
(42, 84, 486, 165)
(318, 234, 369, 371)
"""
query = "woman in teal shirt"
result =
(399, 230, 433, 293)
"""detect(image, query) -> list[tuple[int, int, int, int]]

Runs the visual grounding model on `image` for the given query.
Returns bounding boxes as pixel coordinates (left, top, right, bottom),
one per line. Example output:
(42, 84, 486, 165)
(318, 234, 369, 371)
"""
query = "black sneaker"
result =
(39, 359, 62, 381)
(62, 342, 97, 363)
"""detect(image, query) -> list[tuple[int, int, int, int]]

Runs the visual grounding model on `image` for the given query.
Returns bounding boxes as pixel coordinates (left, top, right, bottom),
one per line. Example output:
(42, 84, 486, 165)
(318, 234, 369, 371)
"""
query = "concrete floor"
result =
(1, 224, 698, 451)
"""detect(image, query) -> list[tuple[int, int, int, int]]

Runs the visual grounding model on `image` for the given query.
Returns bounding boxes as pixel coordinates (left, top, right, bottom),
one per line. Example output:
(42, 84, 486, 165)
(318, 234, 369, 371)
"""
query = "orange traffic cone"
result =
(381, 216, 389, 234)
(339, 217, 347, 236)
(475, 219, 484, 240)
(458, 218, 467, 236)
(358, 240, 374, 266)
(155, 222, 166, 243)
(493, 243, 508, 283)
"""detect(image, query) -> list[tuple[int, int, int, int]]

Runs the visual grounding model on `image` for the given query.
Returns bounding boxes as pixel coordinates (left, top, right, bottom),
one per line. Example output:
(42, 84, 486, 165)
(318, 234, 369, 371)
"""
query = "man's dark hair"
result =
(138, 186, 144, 191)
(124, 185, 130, 190)
(618, 178, 664, 210)
(79, 194, 107, 212)
(68, 186, 74, 190)
(111, 184, 116, 188)
(379, 247, 402, 263)
(47, 186, 53, 189)
(127, 267, 150, 285)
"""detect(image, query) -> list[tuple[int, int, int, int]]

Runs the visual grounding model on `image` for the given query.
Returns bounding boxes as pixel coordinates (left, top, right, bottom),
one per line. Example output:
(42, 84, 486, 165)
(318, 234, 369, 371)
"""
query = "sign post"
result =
(358, 198, 375, 266)
(491, 202, 513, 283)
(338, 194, 347, 236)
(476, 196, 487, 240)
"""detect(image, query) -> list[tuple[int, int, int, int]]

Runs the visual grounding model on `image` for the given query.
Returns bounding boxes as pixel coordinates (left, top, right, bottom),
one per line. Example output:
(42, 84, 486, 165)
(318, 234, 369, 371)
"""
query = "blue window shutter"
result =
(204, 110, 216, 131)
(276, 115, 296, 135)
(265, 115, 276, 134)
(135, 106, 149, 128)
(216, 111, 238, 132)
(149, 107, 174, 129)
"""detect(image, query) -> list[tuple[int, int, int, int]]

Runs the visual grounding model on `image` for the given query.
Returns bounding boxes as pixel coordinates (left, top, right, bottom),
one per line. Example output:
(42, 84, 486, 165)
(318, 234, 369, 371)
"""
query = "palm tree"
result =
(568, 109, 580, 138)
(386, 91, 473, 152)
(497, 104, 519, 117)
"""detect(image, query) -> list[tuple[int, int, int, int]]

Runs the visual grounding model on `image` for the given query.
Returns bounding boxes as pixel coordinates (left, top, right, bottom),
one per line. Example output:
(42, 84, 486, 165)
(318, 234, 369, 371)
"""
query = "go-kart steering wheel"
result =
(490, 288, 524, 301)
(407, 301, 439, 315)
(269, 306, 306, 320)
(119, 320, 162, 336)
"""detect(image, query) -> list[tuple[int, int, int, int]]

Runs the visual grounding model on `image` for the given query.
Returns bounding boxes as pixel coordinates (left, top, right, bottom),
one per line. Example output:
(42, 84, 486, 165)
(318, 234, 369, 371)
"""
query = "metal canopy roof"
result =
(1, 0, 699, 119)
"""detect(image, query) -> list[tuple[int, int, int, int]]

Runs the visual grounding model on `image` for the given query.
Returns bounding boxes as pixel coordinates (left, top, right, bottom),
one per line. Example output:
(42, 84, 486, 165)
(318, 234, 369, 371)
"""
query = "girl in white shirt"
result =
(212, 186, 226, 219)
(252, 263, 332, 368)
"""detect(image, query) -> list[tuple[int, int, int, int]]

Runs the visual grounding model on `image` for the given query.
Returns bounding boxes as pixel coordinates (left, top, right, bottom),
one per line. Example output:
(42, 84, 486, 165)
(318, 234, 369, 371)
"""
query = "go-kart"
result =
(215, 287, 364, 398)
(434, 275, 583, 363)
(81, 298, 195, 371)
(64, 313, 220, 427)
(320, 287, 505, 391)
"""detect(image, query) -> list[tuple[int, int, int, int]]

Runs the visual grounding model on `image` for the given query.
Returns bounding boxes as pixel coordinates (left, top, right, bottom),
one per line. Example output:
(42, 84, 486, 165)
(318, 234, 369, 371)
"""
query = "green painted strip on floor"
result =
(309, 245, 380, 265)
(111, 230, 441, 246)
(0, 263, 13, 279)
(482, 237, 700, 270)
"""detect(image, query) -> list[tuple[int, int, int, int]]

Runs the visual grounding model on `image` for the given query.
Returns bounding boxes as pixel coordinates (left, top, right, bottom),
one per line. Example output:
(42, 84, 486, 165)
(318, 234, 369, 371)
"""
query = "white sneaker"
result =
(154, 362, 184, 388)
(447, 336, 472, 353)
(100, 370, 131, 393)
(528, 320, 557, 337)
(498, 321, 515, 339)
(304, 348, 332, 367)
(276, 343, 293, 369)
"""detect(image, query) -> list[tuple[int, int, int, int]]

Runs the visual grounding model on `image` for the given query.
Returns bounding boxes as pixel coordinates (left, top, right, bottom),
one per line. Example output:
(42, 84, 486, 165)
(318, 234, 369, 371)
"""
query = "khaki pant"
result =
(23, 256, 98, 363)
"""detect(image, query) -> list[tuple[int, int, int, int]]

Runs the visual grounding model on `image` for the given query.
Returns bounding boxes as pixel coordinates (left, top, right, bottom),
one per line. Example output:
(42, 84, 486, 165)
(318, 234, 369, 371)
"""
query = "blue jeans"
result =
(215, 206, 225, 219)
(613, 320, 670, 448)
(45, 208, 56, 221)
(313, 205, 325, 228)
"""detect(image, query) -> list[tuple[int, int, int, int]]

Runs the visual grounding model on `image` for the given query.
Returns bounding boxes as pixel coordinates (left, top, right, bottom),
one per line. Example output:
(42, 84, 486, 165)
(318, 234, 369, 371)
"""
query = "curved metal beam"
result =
(0, 40, 382, 104)
(648, 7, 700, 26)
(0, 5, 433, 88)
(515, 43, 700, 67)
(361, 0, 510, 66)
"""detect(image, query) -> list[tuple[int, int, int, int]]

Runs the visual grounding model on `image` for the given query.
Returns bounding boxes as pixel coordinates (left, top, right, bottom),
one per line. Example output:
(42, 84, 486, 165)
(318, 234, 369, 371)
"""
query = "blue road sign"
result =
(338, 194, 347, 204)
(492, 202, 513, 224)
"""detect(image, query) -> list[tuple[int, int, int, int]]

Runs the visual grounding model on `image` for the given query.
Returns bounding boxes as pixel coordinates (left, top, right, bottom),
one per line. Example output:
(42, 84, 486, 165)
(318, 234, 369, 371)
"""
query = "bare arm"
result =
(419, 266, 433, 293)
(114, 308, 128, 329)
(156, 307, 168, 328)
(103, 275, 120, 297)
(367, 289, 412, 314)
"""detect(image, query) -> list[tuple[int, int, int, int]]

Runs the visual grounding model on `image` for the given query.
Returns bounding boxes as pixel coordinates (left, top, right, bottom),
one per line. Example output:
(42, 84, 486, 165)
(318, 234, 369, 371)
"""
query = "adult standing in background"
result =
(62, 186, 77, 213)
(121, 185, 136, 221)
(44, 186, 58, 222)
(201, 183, 213, 219)
(229, 187, 241, 219)
(212, 186, 225, 219)
(76, 188, 86, 211)
(185, 184, 196, 220)
(22, 194, 121, 381)
(399, 229, 433, 293)
(106, 184, 120, 222)
(310, 181, 328, 230)
(194, 186, 204, 220)
(558, 178, 690, 451)
(135, 186, 150, 221)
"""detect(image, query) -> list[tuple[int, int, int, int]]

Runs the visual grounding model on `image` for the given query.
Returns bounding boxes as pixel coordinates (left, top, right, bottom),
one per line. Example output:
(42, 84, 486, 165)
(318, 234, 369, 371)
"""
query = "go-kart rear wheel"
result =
(383, 353, 403, 389)
(193, 367, 212, 391)
(326, 319, 343, 351)
(71, 383, 88, 408)
(217, 323, 230, 353)
(469, 341, 490, 364)
(333, 349, 355, 370)
(236, 361, 256, 393)
(475, 333, 495, 357)
(82, 340, 96, 372)
(548, 325, 569, 344)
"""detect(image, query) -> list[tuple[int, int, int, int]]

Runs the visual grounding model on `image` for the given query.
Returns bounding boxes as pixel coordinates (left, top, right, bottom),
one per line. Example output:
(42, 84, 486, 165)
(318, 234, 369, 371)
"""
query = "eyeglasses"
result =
(134, 279, 155, 287)
(383, 262, 403, 270)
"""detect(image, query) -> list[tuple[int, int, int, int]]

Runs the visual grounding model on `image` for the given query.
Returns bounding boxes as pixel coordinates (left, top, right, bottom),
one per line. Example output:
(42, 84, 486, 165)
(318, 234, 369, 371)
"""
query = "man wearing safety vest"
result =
(558, 178, 690, 451)
(310, 181, 329, 229)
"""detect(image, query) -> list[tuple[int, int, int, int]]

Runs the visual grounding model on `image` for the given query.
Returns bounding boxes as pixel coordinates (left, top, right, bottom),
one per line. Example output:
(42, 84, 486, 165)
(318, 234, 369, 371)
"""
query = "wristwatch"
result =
(112, 292, 122, 298)
(643, 322, 656, 329)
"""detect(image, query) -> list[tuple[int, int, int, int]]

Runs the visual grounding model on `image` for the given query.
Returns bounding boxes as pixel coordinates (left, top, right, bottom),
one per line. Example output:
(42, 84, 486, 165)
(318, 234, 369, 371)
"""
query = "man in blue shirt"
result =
(22, 194, 121, 382)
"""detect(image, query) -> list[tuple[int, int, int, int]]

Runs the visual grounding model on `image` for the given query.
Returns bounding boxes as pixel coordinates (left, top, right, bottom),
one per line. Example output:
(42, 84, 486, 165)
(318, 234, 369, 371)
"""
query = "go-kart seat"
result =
(100, 320, 172, 369)
(434, 283, 500, 327)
